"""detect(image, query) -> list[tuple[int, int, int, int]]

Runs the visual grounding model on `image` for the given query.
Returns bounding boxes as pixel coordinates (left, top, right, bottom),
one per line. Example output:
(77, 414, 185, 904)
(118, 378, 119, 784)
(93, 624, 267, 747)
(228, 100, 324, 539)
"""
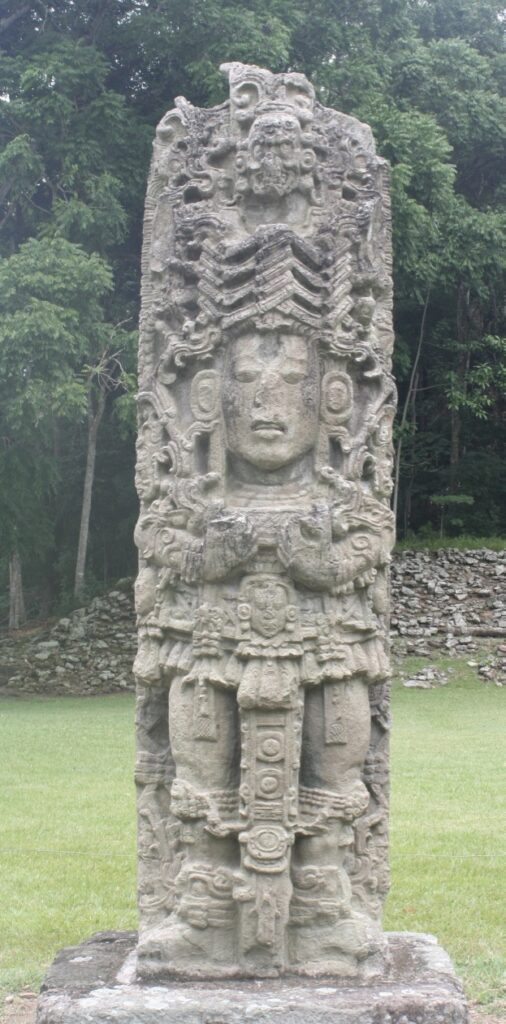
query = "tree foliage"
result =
(0, 0, 505, 620)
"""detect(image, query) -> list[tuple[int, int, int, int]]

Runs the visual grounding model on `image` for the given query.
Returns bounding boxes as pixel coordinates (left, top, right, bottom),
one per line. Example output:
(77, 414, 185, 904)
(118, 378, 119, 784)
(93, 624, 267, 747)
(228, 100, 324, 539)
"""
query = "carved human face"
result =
(247, 578, 290, 638)
(223, 332, 319, 471)
(238, 114, 304, 198)
(327, 378, 348, 413)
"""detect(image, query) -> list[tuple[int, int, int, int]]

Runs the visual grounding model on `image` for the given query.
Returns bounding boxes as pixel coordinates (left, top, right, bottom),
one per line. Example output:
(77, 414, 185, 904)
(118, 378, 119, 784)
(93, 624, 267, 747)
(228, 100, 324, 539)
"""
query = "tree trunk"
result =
(402, 370, 418, 536)
(393, 290, 430, 528)
(9, 549, 26, 630)
(449, 405, 461, 484)
(74, 385, 106, 600)
(449, 345, 471, 488)
(450, 284, 472, 489)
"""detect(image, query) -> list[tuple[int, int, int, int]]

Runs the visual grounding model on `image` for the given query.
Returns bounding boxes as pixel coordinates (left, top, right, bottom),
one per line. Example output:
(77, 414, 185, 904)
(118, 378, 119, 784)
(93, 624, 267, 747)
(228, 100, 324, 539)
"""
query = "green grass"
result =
(386, 658, 506, 1011)
(0, 671, 505, 1014)
(0, 696, 136, 1004)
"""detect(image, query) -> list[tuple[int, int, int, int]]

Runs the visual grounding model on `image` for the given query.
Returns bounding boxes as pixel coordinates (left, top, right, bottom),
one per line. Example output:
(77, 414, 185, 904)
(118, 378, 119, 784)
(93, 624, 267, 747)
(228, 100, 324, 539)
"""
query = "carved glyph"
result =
(135, 62, 395, 980)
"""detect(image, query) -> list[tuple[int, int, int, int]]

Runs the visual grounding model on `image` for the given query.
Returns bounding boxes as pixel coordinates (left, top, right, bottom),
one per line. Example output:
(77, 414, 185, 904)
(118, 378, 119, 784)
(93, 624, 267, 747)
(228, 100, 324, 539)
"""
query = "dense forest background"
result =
(1, 0, 505, 625)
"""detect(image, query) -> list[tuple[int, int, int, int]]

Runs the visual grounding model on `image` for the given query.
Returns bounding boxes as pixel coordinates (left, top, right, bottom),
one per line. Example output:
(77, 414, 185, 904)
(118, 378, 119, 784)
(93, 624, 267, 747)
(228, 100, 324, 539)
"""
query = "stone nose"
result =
(253, 371, 279, 407)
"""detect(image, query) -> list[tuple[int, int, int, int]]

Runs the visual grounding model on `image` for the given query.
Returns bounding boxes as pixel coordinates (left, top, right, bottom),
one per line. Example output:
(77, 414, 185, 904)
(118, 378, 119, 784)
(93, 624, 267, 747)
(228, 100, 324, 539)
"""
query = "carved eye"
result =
(282, 369, 305, 383)
(351, 534, 370, 552)
(235, 369, 259, 382)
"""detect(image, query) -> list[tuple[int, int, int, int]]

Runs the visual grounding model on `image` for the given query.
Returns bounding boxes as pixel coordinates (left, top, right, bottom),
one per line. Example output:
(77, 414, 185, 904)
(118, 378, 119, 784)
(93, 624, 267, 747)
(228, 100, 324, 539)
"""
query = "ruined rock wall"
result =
(0, 581, 136, 695)
(392, 548, 506, 658)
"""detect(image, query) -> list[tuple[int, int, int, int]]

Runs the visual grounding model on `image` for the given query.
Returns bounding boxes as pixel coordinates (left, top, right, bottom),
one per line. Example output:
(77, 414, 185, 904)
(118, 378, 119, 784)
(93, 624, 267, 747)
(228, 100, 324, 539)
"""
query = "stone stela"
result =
(134, 61, 396, 981)
(36, 63, 468, 1024)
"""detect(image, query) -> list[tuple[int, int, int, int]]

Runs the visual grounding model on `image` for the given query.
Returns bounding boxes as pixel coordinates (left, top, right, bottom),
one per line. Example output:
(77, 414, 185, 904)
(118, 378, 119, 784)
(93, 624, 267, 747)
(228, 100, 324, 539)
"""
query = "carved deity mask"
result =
(222, 331, 319, 472)
(245, 578, 290, 638)
(236, 114, 309, 199)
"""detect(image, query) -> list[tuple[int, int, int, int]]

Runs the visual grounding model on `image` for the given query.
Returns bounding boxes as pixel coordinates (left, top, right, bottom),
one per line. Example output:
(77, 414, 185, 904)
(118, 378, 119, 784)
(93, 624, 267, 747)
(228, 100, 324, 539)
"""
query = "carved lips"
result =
(251, 418, 287, 439)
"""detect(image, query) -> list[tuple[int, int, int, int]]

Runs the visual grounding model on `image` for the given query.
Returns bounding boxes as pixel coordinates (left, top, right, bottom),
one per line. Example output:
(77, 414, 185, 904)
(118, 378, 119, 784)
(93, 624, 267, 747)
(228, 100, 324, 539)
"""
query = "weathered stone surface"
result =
(134, 62, 395, 979)
(36, 930, 468, 1023)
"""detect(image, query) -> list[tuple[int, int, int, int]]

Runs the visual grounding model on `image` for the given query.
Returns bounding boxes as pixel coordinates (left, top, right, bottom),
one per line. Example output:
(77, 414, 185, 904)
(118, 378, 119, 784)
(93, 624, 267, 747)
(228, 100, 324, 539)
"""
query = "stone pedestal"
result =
(36, 930, 468, 1024)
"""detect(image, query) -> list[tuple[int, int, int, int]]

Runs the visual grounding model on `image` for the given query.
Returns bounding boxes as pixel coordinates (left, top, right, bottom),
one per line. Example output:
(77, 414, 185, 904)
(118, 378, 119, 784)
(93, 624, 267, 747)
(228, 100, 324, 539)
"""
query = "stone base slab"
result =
(36, 930, 468, 1024)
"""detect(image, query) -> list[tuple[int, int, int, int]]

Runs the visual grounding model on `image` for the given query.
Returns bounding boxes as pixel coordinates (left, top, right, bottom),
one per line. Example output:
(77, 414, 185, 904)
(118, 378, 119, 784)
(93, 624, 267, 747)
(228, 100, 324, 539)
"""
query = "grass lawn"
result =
(0, 666, 504, 1014)
(0, 696, 137, 1004)
(386, 658, 505, 1012)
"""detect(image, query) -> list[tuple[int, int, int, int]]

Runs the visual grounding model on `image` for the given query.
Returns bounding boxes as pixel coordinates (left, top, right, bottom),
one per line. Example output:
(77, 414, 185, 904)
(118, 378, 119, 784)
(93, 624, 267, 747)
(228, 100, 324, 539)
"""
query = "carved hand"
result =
(279, 506, 334, 590)
(202, 514, 258, 581)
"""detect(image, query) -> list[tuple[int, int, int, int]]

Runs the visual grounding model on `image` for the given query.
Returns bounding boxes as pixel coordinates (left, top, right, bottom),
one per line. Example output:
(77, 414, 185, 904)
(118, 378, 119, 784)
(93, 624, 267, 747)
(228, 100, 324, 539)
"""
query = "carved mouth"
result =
(251, 168, 294, 196)
(252, 420, 286, 437)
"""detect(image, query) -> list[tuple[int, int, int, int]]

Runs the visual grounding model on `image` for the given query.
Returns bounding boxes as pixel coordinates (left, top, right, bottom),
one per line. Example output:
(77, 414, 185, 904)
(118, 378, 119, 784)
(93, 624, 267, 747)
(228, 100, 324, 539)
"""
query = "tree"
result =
(1, 0, 505, 623)
(73, 332, 136, 600)
(0, 236, 123, 616)
(0, 16, 144, 615)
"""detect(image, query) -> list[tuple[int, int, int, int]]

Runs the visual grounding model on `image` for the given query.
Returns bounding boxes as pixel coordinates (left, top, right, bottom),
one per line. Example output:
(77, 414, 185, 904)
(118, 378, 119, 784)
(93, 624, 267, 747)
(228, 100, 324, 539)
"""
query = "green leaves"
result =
(444, 334, 506, 417)
(0, 237, 116, 561)
(0, 0, 505, 601)
(431, 493, 474, 507)
(0, 237, 112, 322)
(42, 172, 128, 250)
(0, 134, 44, 210)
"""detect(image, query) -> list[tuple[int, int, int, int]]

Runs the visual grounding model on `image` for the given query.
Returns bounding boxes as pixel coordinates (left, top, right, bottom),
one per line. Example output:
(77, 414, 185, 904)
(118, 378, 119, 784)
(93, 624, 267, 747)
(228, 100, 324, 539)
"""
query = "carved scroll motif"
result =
(135, 62, 395, 980)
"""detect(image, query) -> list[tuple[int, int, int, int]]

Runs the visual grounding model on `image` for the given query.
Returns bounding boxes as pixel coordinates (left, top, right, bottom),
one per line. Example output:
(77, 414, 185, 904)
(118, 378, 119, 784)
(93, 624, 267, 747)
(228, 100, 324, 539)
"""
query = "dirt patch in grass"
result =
(2, 991, 37, 1024)
(470, 1006, 506, 1024)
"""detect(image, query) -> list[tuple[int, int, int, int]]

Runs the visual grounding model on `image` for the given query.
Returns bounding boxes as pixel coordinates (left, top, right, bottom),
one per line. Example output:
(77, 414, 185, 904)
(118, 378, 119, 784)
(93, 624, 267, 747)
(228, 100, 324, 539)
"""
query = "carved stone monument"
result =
(36, 63, 468, 1024)
(133, 61, 395, 981)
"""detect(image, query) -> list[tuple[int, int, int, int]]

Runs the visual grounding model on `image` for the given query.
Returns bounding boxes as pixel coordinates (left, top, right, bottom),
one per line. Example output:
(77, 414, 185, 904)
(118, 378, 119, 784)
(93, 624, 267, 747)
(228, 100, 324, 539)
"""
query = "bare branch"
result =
(393, 288, 431, 526)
